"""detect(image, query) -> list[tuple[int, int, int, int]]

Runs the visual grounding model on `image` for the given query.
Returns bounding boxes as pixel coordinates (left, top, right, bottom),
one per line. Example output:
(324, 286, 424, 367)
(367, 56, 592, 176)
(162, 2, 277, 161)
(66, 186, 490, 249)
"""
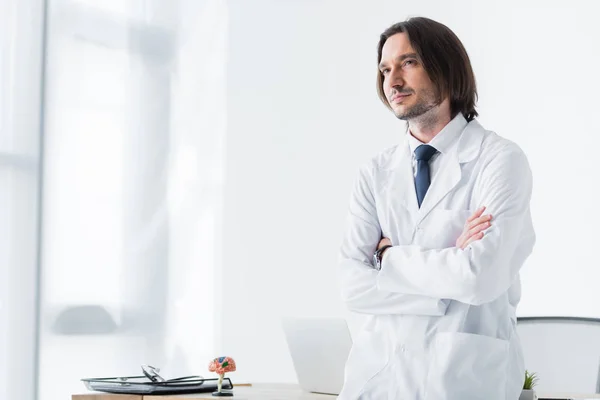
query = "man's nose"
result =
(388, 69, 405, 88)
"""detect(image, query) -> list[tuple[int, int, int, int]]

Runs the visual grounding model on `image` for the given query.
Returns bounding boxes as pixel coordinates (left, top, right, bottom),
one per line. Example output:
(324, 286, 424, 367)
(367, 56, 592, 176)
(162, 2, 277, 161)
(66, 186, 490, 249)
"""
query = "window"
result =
(1, 1, 228, 399)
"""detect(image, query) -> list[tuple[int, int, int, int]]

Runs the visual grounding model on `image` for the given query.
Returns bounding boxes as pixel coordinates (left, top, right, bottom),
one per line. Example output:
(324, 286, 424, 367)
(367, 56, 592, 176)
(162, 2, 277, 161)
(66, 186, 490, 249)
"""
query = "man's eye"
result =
(381, 69, 390, 75)
(403, 60, 416, 67)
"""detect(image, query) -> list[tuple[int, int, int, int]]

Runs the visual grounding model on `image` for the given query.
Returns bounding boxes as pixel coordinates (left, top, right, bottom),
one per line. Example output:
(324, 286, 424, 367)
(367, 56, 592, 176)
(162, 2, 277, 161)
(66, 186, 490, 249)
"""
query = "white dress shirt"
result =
(407, 114, 468, 180)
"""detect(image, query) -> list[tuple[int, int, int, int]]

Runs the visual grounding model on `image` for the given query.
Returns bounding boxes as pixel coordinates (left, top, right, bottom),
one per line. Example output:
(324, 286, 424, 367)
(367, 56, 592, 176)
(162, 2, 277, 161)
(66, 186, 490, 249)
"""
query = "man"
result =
(338, 17, 535, 400)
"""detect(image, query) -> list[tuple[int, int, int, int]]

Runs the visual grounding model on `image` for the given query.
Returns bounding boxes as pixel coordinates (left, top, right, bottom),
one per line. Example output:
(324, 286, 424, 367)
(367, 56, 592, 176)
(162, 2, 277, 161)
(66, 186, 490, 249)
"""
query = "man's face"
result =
(379, 33, 440, 120)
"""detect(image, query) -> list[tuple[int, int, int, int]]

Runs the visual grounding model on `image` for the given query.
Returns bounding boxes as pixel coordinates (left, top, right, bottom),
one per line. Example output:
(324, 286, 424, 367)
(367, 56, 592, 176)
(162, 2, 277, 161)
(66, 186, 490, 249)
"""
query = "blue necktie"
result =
(414, 144, 437, 208)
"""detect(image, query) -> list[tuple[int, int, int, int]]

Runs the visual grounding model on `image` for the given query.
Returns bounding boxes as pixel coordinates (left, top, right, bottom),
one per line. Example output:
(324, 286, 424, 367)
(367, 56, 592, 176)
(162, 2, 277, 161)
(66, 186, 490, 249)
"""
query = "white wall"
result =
(222, 0, 600, 384)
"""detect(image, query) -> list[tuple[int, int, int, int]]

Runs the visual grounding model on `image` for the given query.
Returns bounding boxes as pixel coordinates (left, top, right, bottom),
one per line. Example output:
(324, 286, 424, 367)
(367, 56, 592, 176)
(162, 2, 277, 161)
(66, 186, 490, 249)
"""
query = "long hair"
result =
(376, 17, 478, 121)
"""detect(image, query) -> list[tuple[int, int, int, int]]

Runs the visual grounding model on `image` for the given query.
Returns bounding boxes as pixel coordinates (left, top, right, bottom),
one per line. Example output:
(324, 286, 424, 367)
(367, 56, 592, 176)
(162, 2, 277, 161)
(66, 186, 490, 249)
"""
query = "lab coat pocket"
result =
(422, 209, 473, 249)
(339, 330, 391, 400)
(425, 332, 509, 400)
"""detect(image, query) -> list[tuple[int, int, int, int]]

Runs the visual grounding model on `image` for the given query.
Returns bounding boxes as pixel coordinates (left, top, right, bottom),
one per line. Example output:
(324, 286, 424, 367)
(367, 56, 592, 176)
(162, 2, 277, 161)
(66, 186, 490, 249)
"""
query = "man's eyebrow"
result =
(378, 53, 419, 70)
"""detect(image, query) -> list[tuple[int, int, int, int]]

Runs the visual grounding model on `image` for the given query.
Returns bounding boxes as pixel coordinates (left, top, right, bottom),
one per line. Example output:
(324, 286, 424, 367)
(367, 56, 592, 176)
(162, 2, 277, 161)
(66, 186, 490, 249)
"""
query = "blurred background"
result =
(1, 0, 599, 399)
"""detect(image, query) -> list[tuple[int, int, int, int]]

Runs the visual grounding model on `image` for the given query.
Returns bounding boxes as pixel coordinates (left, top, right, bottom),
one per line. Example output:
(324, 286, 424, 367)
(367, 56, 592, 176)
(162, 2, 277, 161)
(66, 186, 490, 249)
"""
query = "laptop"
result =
(281, 317, 352, 395)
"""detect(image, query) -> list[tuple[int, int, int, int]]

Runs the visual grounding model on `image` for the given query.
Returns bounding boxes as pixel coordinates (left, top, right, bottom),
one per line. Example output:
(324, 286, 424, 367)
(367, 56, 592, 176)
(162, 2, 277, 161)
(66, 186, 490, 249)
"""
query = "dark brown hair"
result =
(376, 17, 478, 121)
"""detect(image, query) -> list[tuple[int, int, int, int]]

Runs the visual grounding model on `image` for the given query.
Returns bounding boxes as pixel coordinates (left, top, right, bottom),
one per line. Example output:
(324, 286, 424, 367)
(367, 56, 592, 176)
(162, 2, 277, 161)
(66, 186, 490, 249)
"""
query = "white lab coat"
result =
(338, 115, 535, 400)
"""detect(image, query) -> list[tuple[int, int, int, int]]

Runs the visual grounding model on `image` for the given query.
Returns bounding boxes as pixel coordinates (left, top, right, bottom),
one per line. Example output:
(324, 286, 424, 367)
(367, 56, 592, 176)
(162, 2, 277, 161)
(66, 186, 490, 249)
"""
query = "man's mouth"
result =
(391, 93, 411, 102)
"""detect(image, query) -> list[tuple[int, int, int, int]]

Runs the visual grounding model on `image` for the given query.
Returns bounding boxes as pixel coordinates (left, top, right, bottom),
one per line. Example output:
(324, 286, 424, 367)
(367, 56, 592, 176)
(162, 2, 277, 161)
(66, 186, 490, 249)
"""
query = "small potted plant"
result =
(519, 370, 539, 400)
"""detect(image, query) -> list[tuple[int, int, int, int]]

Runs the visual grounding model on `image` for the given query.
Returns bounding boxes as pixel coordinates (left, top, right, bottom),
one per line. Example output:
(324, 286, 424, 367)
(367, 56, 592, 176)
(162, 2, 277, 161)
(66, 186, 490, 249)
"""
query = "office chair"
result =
(516, 316, 600, 394)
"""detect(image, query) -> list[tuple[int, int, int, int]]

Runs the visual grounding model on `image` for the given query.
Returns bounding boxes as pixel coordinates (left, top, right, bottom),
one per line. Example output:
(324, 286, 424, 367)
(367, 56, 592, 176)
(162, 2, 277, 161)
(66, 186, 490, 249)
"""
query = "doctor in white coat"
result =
(338, 17, 535, 400)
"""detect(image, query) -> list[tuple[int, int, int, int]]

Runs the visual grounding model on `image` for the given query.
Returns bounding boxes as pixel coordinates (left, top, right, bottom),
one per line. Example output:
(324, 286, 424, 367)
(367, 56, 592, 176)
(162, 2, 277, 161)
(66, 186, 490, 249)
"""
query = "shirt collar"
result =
(407, 113, 468, 156)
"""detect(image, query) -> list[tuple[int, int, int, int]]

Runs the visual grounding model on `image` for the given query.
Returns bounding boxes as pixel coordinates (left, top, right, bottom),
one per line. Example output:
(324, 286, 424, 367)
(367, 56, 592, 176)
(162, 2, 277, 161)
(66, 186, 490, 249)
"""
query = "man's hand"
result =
(378, 206, 491, 254)
(378, 237, 392, 250)
(455, 206, 492, 249)
(377, 237, 392, 261)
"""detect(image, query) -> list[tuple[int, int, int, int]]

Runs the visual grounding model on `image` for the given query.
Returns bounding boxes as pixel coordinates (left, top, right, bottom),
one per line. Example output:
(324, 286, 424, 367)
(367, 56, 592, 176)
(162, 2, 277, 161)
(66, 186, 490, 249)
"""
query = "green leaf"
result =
(523, 370, 539, 390)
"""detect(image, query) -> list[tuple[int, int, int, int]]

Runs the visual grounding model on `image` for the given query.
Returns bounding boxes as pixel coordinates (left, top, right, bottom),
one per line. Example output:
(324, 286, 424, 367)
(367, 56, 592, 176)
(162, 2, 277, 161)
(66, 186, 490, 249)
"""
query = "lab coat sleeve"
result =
(377, 143, 536, 306)
(339, 162, 450, 315)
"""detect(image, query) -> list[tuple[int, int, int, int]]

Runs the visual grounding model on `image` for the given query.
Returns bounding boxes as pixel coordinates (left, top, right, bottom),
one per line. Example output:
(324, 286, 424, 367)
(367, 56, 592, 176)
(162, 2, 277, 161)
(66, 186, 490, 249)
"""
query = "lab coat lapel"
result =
(392, 140, 420, 216)
(414, 119, 485, 226)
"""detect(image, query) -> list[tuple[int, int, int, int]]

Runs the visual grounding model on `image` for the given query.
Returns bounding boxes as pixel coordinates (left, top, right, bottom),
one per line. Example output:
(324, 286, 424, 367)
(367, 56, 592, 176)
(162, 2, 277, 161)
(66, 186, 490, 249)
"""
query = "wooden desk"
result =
(73, 385, 600, 400)
(72, 383, 335, 400)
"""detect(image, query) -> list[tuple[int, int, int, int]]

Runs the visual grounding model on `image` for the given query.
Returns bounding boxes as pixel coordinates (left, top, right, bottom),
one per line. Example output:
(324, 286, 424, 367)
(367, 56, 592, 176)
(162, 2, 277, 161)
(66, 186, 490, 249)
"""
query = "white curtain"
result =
(0, 1, 45, 399)
(1, 0, 227, 399)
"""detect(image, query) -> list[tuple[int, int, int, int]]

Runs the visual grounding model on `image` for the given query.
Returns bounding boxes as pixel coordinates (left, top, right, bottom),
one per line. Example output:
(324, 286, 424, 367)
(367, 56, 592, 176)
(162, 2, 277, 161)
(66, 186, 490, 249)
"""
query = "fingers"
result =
(466, 214, 492, 232)
(458, 207, 493, 249)
(460, 217, 492, 249)
(467, 218, 491, 237)
(466, 206, 486, 224)
(462, 232, 484, 249)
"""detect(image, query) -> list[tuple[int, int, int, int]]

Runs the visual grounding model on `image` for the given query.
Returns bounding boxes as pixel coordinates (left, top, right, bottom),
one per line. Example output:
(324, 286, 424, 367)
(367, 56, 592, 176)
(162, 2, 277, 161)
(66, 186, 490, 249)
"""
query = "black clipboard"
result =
(81, 375, 234, 395)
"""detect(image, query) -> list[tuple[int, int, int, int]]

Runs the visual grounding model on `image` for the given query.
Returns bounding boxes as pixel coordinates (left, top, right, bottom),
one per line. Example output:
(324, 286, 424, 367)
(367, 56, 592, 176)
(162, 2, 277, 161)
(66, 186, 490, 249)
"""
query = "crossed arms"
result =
(339, 144, 535, 314)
